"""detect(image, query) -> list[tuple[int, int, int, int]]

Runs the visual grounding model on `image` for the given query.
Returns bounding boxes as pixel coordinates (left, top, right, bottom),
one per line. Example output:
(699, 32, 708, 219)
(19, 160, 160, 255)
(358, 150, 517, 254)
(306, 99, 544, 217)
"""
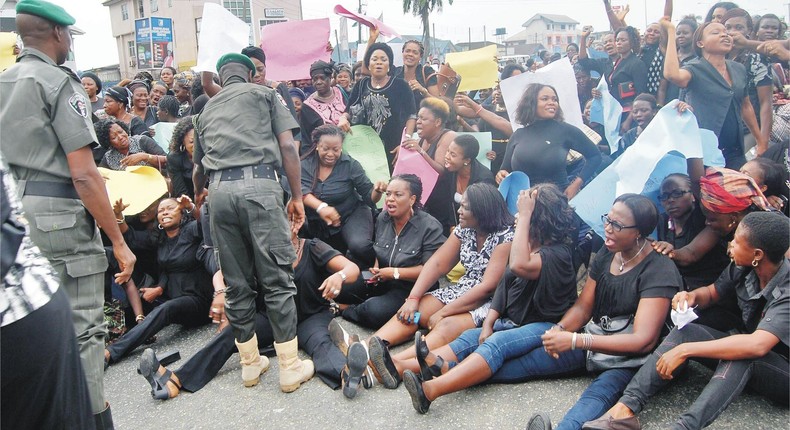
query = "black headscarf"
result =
(80, 71, 102, 92)
(106, 86, 131, 106)
(310, 60, 335, 77)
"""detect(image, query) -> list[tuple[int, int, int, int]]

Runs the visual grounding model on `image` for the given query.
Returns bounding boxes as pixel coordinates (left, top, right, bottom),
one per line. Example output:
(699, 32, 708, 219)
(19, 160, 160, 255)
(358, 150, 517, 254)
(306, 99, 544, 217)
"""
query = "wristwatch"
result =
(337, 270, 347, 281)
(316, 202, 329, 213)
(393, 268, 400, 280)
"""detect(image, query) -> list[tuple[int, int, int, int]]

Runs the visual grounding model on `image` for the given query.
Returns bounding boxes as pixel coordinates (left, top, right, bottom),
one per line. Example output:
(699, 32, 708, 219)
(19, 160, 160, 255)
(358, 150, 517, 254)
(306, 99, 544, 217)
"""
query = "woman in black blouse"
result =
(587, 27, 648, 114)
(339, 43, 417, 171)
(301, 124, 378, 266)
(394, 40, 439, 109)
(166, 116, 196, 199)
(339, 174, 445, 329)
(103, 86, 149, 137)
(401, 97, 457, 175)
(425, 134, 495, 235)
(496, 83, 601, 199)
(105, 196, 214, 366)
(95, 118, 166, 171)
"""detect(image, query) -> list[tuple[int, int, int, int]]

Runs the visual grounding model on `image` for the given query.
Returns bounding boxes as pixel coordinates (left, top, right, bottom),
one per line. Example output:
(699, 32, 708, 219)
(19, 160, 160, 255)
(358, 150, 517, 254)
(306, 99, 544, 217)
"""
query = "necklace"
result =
(314, 90, 335, 103)
(618, 239, 647, 272)
(371, 76, 389, 89)
(292, 238, 304, 264)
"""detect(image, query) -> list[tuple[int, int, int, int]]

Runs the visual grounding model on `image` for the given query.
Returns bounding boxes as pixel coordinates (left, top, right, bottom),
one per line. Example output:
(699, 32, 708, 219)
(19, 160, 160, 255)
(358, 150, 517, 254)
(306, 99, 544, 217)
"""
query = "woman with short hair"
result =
(95, 118, 166, 171)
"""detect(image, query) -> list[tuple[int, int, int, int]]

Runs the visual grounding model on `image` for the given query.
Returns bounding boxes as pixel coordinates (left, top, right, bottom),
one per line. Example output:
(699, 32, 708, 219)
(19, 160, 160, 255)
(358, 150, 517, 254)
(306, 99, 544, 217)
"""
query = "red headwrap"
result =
(699, 167, 770, 214)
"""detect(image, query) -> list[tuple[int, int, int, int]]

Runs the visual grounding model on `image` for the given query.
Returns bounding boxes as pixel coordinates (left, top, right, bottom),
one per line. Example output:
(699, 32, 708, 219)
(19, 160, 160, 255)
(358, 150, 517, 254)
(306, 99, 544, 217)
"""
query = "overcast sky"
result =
(48, 0, 788, 70)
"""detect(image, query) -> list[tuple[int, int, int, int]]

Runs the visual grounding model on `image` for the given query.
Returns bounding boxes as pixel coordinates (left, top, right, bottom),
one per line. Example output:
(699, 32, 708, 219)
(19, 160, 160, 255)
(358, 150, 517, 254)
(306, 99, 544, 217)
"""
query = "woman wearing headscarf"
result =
(104, 86, 149, 136)
(289, 87, 306, 123)
(300, 60, 347, 155)
(128, 80, 158, 128)
(80, 71, 103, 113)
(339, 42, 417, 171)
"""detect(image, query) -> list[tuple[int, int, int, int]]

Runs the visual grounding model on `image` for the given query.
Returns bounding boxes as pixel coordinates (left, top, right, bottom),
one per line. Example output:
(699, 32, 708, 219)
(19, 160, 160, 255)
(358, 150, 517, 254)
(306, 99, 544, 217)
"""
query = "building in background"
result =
(103, 0, 302, 78)
(505, 13, 579, 55)
(387, 35, 457, 63)
(456, 41, 505, 58)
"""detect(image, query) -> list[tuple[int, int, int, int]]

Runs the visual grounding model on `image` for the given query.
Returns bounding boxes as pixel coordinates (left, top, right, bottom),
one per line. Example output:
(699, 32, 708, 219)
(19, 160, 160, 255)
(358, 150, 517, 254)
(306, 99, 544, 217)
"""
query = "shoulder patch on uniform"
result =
(275, 92, 288, 108)
(68, 93, 89, 118)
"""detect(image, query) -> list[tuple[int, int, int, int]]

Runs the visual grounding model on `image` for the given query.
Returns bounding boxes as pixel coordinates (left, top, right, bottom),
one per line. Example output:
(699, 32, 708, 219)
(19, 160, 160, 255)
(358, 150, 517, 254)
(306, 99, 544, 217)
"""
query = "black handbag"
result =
(585, 315, 650, 372)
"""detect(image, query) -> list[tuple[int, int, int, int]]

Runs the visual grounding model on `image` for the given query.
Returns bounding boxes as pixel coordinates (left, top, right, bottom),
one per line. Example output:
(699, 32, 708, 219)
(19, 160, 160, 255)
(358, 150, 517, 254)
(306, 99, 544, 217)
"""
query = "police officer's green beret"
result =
(16, 0, 76, 26)
(216, 53, 256, 76)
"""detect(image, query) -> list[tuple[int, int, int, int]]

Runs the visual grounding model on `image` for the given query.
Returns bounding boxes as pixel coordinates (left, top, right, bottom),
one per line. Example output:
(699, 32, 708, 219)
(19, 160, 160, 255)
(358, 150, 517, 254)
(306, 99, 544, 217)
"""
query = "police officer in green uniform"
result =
(192, 54, 314, 393)
(0, 1, 136, 428)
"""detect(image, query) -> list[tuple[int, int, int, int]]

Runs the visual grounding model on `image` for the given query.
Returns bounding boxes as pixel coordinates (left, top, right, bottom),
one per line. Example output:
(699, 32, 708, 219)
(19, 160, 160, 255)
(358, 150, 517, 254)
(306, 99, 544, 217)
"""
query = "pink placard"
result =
(392, 130, 439, 205)
(333, 4, 400, 37)
(260, 18, 331, 81)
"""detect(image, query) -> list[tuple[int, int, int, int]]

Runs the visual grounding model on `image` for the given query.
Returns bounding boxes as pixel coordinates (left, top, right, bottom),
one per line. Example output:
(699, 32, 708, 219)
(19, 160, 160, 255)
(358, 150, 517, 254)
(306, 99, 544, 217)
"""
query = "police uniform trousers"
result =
(21, 194, 109, 414)
(208, 166, 298, 343)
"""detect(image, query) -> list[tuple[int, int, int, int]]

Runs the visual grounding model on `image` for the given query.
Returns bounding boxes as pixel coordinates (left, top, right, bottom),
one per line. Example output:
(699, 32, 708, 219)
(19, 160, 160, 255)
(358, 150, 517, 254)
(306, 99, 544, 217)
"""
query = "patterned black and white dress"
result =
(428, 225, 515, 326)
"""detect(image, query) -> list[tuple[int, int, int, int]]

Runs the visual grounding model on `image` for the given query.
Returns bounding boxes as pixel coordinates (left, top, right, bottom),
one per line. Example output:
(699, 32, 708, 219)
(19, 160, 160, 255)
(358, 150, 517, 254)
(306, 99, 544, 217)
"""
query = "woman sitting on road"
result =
(95, 118, 166, 171)
(585, 211, 789, 430)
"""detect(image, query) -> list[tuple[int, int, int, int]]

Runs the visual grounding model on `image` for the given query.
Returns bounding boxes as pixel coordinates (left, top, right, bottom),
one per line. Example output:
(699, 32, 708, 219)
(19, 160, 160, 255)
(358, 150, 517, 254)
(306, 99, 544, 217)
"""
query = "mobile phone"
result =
(413, 312, 421, 325)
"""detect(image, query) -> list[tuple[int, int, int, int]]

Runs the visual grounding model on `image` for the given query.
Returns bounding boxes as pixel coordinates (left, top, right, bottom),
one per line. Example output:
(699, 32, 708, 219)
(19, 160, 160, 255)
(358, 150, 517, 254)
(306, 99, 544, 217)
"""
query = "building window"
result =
(121, 3, 129, 20)
(137, 0, 144, 18)
(561, 24, 566, 30)
(555, 35, 561, 44)
(128, 40, 135, 66)
(224, 0, 251, 24)
(260, 18, 287, 28)
(546, 24, 550, 30)
(150, 0, 158, 12)
(168, 0, 172, 7)
(567, 36, 573, 44)
(195, 17, 202, 48)
(547, 35, 552, 45)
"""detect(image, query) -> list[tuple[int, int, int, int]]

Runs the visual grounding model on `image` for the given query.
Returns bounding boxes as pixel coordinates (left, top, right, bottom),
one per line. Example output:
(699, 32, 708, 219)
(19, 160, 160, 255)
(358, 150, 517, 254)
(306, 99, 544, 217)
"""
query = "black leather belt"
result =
(213, 164, 277, 182)
(22, 180, 80, 199)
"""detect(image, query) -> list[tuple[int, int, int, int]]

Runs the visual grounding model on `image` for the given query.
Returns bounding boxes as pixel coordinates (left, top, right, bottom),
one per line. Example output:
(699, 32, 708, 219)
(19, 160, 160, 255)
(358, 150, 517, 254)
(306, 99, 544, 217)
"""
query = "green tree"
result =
(402, 0, 453, 62)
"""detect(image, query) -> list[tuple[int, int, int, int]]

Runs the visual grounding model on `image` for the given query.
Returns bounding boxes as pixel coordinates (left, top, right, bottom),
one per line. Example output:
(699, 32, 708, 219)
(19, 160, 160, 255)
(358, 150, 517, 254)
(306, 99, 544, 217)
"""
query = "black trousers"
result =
(1, 288, 95, 430)
(107, 295, 209, 362)
(176, 309, 346, 391)
(340, 280, 409, 329)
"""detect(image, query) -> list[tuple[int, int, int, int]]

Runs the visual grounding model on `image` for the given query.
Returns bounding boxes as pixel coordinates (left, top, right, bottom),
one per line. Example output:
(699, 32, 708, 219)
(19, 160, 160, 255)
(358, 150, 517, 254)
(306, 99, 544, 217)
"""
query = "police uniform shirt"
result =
(0, 47, 97, 182)
(193, 82, 298, 172)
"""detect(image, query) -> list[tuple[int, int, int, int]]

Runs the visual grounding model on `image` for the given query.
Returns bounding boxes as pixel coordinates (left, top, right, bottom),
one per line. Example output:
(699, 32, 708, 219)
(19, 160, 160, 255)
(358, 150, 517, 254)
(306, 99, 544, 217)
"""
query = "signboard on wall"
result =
(136, 17, 174, 69)
(135, 18, 152, 69)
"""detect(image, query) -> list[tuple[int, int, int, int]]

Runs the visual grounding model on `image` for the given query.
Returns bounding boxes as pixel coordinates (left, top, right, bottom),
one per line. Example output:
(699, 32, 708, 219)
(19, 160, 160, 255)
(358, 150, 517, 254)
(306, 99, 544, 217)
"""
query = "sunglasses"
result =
(657, 189, 690, 202)
(601, 214, 639, 232)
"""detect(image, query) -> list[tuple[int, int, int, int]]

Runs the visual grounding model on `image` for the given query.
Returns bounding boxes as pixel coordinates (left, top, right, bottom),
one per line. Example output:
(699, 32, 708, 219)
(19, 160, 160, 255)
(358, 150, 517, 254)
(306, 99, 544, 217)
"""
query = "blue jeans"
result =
(619, 323, 790, 430)
(448, 322, 637, 430)
(448, 322, 585, 383)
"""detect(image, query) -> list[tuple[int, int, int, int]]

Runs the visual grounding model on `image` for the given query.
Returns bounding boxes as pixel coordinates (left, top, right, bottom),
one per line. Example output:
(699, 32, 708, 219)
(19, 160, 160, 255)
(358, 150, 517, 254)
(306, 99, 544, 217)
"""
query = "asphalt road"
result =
(105, 320, 788, 430)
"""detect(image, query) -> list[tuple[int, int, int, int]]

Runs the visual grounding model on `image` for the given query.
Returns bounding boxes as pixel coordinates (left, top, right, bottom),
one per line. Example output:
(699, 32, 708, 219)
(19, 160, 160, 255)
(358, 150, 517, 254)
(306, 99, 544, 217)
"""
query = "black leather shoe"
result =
(368, 336, 401, 389)
(342, 342, 368, 399)
(403, 370, 431, 414)
(414, 332, 444, 381)
(526, 412, 552, 430)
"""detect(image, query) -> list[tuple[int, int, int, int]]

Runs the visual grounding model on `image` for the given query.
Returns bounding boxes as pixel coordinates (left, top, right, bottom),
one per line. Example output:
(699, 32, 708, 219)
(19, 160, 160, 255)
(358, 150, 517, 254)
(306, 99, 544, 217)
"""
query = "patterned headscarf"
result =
(106, 86, 131, 106)
(699, 167, 770, 214)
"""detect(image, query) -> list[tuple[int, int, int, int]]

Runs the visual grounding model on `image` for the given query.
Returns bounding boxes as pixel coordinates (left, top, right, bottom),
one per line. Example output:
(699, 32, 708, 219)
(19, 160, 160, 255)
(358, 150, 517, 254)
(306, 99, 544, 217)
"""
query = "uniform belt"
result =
(492, 139, 508, 143)
(22, 180, 80, 199)
(212, 164, 277, 182)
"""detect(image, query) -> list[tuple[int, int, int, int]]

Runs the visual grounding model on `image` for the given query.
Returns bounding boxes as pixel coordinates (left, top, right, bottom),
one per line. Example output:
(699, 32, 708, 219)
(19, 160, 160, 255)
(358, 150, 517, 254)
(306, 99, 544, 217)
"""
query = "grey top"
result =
(193, 79, 299, 172)
(0, 48, 98, 182)
(681, 57, 747, 138)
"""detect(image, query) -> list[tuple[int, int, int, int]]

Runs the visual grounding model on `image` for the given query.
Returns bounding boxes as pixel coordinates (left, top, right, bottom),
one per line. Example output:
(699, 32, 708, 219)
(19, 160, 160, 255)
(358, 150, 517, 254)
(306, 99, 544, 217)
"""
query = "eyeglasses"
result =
(601, 214, 639, 232)
(657, 189, 690, 202)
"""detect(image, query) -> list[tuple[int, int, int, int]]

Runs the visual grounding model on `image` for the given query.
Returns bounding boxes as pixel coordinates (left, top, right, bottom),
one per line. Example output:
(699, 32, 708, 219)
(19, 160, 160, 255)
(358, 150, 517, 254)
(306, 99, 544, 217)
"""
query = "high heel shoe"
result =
(139, 348, 180, 400)
(414, 332, 444, 382)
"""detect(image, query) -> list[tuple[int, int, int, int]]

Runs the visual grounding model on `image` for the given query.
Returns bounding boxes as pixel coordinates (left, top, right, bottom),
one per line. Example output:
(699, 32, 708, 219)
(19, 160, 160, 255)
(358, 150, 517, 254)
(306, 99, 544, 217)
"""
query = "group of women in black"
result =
(86, 3, 790, 428)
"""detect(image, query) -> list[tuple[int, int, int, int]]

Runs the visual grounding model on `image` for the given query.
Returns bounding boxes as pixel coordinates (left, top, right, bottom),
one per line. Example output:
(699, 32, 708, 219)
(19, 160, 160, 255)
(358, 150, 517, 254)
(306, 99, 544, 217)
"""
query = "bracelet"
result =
(135, 314, 145, 322)
(316, 202, 329, 213)
(555, 323, 566, 331)
(213, 288, 226, 298)
(474, 105, 484, 116)
(148, 154, 152, 162)
(116, 217, 125, 224)
(583, 333, 593, 350)
(336, 270, 347, 281)
(406, 296, 420, 301)
(571, 332, 578, 351)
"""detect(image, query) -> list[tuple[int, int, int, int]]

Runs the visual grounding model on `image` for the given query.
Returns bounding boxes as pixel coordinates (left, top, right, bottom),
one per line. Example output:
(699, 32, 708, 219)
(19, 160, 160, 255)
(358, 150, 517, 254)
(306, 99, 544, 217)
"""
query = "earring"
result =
(410, 205, 414, 216)
(463, 162, 469, 166)
(751, 258, 760, 267)
(158, 223, 163, 230)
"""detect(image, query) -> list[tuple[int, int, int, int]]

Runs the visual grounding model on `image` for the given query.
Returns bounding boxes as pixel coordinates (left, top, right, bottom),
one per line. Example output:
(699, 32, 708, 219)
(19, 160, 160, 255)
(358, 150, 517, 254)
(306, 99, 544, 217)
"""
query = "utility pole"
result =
(483, 25, 486, 43)
(358, 0, 362, 44)
(468, 27, 471, 46)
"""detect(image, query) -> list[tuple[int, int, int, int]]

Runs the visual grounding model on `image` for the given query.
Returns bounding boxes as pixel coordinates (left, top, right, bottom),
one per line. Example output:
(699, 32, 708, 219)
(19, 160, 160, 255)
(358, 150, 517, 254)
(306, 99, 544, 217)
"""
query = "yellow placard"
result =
(0, 32, 18, 72)
(99, 166, 168, 215)
(445, 45, 498, 92)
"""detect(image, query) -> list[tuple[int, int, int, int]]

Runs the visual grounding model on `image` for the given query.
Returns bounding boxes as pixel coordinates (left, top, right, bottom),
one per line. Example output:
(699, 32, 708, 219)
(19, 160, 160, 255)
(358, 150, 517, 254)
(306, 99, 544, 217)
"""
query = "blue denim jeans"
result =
(448, 322, 637, 430)
(619, 323, 790, 430)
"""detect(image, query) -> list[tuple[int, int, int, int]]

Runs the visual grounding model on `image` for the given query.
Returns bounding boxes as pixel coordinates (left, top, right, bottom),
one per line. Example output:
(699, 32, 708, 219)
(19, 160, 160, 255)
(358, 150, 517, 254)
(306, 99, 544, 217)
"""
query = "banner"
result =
(151, 122, 177, 153)
(500, 57, 583, 132)
(333, 4, 400, 37)
(498, 172, 531, 215)
(193, 3, 250, 73)
(590, 78, 622, 154)
(135, 18, 152, 69)
(445, 45, 498, 92)
(571, 100, 722, 238)
(0, 32, 16, 72)
(260, 19, 331, 81)
(150, 17, 174, 69)
(99, 166, 168, 215)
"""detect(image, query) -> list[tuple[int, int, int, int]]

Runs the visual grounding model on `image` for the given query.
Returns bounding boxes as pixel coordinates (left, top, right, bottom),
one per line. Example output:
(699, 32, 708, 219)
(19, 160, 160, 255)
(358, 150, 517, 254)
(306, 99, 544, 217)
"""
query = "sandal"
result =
(368, 336, 401, 389)
(139, 348, 180, 400)
(414, 332, 444, 382)
(403, 370, 431, 414)
(342, 342, 368, 399)
(329, 302, 341, 317)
